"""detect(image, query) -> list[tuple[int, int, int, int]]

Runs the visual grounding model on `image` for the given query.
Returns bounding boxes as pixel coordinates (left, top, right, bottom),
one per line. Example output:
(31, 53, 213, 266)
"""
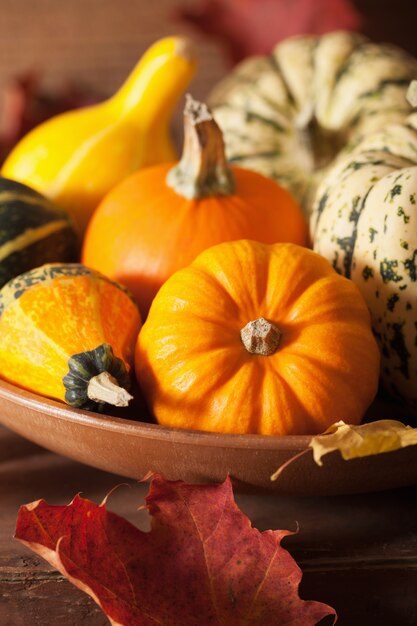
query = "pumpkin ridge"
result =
(276, 350, 368, 433)
(259, 368, 308, 435)
(0, 302, 69, 399)
(190, 244, 257, 315)
(157, 266, 242, 327)
(206, 358, 265, 434)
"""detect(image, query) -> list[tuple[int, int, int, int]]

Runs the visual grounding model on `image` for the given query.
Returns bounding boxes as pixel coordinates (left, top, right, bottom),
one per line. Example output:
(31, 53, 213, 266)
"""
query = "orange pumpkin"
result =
(0, 264, 141, 411)
(82, 96, 307, 318)
(136, 240, 380, 436)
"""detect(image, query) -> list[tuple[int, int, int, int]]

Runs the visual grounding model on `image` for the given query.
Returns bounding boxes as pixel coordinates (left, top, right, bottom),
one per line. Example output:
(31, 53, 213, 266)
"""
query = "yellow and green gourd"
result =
(0, 264, 141, 411)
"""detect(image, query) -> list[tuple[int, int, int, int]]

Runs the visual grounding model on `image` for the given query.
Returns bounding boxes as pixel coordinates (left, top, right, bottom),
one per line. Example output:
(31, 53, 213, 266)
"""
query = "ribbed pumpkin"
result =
(2, 37, 196, 237)
(82, 96, 307, 318)
(136, 240, 380, 436)
(311, 83, 417, 409)
(0, 177, 76, 288)
(0, 264, 141, 411)
(209, 31, 417, 214)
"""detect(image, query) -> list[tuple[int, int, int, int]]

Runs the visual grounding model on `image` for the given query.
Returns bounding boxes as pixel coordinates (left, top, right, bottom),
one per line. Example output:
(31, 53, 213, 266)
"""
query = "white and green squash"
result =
(309, 78, 417, 409)
(349, 167, 417, 406)
(209, 31, 417, 213)
(0, 177, 77, 287)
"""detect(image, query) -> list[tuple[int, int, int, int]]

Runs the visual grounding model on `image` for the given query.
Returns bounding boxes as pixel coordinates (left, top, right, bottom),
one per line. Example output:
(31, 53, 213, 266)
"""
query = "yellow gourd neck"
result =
(110, 36, 197, 130)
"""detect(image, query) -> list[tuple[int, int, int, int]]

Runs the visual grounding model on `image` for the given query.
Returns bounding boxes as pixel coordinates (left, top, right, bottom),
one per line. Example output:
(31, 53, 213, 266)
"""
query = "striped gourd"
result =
(209, 31, 417, 214)
(311, 106, 417, 409)
(350, 167, 417, 407)
(0, 177, 76, 288)
(0, 264, 141, 411)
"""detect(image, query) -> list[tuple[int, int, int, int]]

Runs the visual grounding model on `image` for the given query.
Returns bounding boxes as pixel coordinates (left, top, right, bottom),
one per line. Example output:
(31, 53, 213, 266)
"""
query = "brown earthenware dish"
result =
(0, 377, 416, 496)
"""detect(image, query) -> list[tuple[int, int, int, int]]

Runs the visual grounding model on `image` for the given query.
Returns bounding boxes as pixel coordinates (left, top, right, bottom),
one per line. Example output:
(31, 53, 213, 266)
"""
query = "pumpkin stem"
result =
(87, 371, 133, 407)
(166, 94, 235, 199)
(240, 318, 281, 356)
(407, 80, 417, 107)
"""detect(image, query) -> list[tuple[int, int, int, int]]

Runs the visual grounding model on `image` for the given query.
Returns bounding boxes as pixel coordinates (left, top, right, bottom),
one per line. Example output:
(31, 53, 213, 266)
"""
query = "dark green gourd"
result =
(0, 177, 77, 287)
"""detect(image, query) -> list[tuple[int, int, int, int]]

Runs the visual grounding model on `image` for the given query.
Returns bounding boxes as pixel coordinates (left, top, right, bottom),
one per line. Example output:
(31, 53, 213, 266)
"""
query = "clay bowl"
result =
(1, 377, 417, 496)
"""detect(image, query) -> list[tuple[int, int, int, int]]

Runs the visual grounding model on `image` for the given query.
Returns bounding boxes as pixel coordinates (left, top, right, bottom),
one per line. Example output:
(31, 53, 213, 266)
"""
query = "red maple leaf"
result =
(177, 0, 362, 63)
(15, 475, 335, 625)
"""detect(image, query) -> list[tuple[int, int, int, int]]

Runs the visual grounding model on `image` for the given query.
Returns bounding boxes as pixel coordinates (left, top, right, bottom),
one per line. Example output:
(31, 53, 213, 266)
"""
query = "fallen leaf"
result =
(15, 475, 335, 626)
(176, 0, 362, 63)
(309, 419, 417, 466)
(271, 419, 417, 480)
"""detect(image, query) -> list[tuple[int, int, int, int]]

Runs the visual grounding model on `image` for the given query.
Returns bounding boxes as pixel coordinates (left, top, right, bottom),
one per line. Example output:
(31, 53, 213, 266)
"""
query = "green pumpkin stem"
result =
(166, 94, 235, 199)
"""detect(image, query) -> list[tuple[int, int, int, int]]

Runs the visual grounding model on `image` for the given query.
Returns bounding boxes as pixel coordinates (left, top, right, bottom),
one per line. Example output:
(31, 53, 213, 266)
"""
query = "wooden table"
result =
(1, 424, 417, 626)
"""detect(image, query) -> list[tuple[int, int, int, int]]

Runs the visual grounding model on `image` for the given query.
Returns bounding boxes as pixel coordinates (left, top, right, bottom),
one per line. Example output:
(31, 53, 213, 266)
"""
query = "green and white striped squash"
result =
(209, 31, 417, 214)
(0, 177, 77, 287)
(311, 109, 417, 408)
(350, 167, 417, 406)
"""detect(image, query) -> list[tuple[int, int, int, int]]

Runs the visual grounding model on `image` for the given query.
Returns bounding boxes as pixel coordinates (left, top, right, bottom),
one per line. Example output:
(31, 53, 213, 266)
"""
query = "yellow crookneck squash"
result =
(2, 36, 196, 237)
(136, 240, 380, 436)
(0, 264, 141, 411)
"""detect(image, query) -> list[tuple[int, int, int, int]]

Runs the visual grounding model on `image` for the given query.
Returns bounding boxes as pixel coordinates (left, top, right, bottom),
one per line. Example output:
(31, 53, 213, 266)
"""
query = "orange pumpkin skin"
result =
(0, 264, 141, 409)
(82, 164, 307, 317)
(135, 240, 380, 436)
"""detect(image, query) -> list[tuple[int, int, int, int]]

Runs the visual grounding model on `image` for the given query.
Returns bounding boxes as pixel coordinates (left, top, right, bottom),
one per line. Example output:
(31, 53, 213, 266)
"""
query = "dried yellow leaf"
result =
(271, 419, 417, 481)
(310, 419, 417, 466)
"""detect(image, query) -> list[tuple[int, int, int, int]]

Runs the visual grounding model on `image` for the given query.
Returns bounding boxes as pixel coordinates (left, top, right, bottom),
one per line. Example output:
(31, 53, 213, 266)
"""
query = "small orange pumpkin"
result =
(82, 96, 307, 318)
(136, 240, 380, 436)
(0, 264, 141, 411)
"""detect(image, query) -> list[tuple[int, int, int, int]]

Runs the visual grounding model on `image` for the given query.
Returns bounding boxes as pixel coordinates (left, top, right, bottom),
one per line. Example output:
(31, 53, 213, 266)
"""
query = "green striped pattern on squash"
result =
(311, 151, 416, 277)
(311, 121, 417, 409)
(0, 177, 77, 287)
(350, 167, 417, 408)
(209, 31, 417, 214)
